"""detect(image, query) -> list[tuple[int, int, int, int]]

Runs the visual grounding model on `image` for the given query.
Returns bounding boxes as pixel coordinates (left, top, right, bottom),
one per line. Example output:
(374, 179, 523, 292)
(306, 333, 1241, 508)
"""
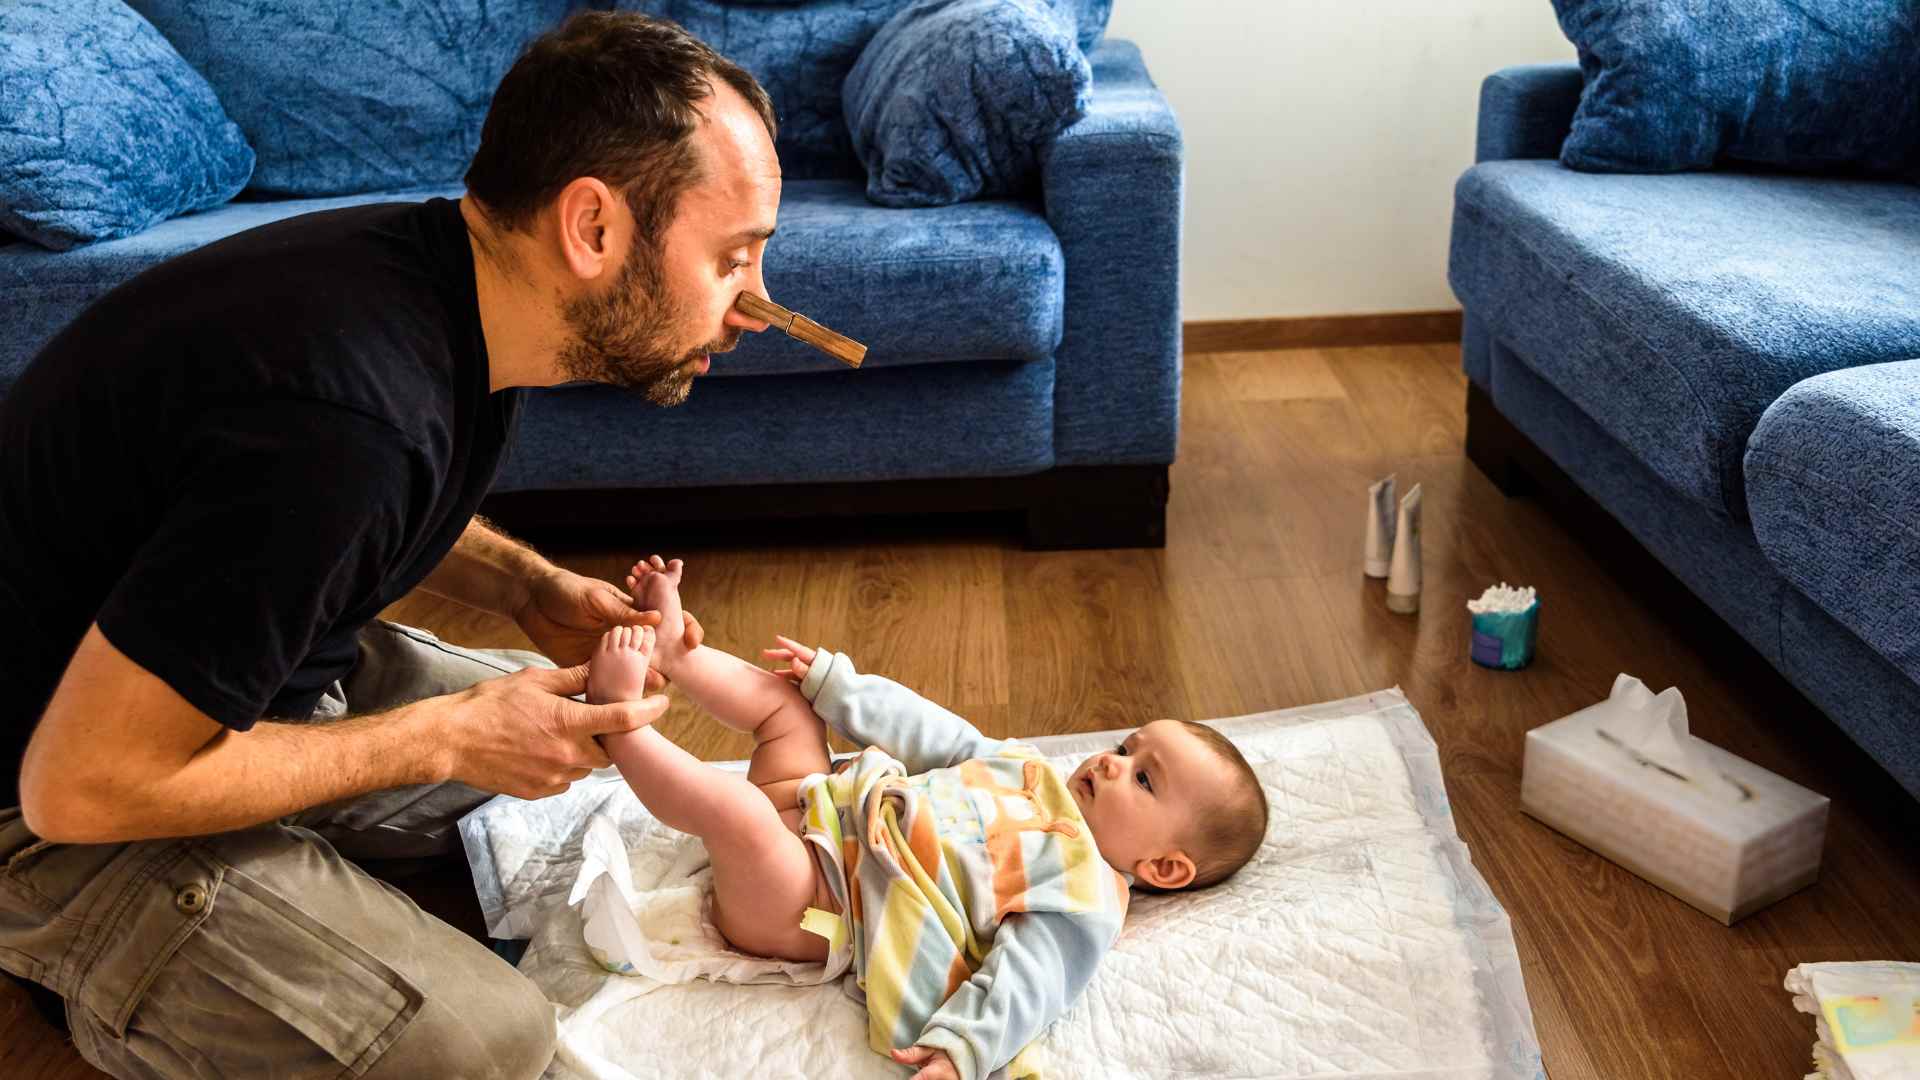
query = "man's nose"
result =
(726, 272, 774, 333)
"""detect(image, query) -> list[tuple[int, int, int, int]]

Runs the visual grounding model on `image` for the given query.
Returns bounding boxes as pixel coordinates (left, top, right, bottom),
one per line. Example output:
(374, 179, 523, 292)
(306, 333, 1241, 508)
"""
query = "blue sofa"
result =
(0, 0, 1182, 549)
(1449, 63, 1920, 800)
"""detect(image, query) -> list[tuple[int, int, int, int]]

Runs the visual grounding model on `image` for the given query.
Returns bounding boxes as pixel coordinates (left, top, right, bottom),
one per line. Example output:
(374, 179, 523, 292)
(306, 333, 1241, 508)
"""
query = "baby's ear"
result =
(1134, 851, 1196, 891)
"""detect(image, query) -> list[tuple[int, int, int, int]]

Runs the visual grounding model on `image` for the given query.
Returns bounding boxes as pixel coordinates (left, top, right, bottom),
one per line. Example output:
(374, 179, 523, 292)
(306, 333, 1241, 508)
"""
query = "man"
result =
(0, 12, 781, 1077)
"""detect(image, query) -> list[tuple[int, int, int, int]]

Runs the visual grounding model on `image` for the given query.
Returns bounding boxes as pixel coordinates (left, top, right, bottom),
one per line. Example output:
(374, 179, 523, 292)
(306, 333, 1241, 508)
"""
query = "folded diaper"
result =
(1785, 961, 1920, 1080)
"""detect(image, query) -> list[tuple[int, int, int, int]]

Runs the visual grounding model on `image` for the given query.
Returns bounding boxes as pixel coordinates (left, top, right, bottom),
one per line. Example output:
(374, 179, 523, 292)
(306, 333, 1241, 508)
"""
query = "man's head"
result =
(464, 12, 780, 404)
(1066, 719, 1268, 891)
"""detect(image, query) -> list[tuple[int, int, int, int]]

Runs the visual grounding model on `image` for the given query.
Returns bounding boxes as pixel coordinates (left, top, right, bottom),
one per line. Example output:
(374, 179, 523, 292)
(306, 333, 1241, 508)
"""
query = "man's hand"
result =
(889, 1046, 959, 1080)
(512, 567, 703, 684)
(436, 662, 668, 799)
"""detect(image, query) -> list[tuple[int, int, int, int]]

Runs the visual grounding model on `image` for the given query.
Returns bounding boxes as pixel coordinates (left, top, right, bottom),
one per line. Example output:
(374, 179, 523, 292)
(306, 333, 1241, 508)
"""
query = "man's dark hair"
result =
(465, 11, 776, 245)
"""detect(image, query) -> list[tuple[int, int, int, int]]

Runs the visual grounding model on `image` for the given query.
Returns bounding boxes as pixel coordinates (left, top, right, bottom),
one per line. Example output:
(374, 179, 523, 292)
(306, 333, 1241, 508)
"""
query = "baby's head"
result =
(1065, 719, 1268, 891)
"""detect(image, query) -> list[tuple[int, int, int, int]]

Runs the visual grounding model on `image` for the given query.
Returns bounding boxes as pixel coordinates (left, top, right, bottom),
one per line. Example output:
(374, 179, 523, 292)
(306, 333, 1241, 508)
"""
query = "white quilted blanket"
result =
(458, 689, 1544, 1080)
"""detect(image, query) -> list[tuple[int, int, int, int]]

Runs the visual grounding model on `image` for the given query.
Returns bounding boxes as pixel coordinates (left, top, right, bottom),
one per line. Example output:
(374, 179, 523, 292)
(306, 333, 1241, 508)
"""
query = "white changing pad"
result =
(458, 688, 1545, 1080)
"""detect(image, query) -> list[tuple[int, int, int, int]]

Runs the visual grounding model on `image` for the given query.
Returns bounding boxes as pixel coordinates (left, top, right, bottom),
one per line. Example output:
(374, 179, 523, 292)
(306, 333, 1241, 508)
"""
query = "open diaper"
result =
(459, 689, 1544, 1080)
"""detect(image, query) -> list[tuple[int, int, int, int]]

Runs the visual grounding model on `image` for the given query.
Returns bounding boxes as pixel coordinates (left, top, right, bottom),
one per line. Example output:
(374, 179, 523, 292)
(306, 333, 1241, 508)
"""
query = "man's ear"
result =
(1134, 850, 1196, 890)
(551, 177, 622, 283)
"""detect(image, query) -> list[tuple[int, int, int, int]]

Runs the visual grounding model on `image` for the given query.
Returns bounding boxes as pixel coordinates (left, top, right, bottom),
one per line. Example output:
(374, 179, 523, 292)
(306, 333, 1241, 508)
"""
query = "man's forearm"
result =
(419, 515, 555, 616)
(39, 702, 452, 844)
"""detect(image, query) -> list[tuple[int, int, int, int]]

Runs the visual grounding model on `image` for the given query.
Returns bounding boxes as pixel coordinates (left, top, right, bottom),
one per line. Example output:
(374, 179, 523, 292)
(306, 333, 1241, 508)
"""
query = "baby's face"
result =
(1065, 719, 1229, 888)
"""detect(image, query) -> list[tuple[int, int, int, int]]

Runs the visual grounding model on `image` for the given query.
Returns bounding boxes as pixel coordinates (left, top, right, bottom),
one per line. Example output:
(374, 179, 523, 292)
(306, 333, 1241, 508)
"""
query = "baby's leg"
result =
(589, 626, 828, 962)
(628, 557, 830, 821)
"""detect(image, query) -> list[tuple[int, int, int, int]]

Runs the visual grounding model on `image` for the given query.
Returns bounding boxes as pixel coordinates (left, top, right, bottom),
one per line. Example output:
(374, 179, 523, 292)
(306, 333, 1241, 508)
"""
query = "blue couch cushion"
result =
(1552, 0, 1920, 180)
(125, 0, 570, 196)
(499, 355, 1056, 490)
(1747, 361, 1920, 689)
(0, 178, 1063, 394)
(844, 0, 1090, 208)
(1450, 160, 1920, 519)
(614, 0, 1109, 181)
(0, 0, 253, 251)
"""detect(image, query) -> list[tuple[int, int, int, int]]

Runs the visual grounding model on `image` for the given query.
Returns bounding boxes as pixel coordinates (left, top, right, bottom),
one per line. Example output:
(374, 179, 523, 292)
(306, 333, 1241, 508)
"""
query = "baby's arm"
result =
(773, 642, 1003, 773)
(908, 911, 1119, 1080)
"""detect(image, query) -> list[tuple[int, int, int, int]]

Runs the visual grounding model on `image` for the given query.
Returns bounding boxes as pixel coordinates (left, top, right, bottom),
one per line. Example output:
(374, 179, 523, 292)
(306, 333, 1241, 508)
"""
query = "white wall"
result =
(1105, 1, 1574, 322)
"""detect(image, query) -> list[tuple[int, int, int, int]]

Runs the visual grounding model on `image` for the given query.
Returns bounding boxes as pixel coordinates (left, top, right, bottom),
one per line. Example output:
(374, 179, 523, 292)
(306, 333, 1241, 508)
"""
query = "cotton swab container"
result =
(1468, 583, 1538, 670)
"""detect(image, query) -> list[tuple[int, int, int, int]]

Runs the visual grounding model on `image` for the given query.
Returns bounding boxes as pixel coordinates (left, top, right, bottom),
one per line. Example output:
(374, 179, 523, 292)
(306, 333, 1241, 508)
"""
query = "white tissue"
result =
(1597, 675, 1746, 803)
(1466, 583, 1535, 614)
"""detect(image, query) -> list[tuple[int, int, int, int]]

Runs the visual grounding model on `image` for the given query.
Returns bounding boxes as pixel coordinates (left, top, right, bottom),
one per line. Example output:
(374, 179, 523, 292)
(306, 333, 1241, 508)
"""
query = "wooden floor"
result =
(7, 343, 1918, 1078)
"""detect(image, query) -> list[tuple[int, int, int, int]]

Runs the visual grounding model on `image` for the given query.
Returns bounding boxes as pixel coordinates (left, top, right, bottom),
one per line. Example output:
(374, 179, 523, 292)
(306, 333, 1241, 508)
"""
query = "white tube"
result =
(1386, 483, 1423, 614)
(1364, 474, 1396, 578)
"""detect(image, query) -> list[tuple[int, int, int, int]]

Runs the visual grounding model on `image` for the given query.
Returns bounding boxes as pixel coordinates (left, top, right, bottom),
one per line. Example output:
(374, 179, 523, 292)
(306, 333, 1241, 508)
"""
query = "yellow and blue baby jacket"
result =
(795, 650, 1129, 1080)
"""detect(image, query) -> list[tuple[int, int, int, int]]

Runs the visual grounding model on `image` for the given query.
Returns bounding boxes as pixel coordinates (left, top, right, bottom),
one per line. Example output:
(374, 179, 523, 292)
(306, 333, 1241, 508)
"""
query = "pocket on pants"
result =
(80, 859, 423, 1077)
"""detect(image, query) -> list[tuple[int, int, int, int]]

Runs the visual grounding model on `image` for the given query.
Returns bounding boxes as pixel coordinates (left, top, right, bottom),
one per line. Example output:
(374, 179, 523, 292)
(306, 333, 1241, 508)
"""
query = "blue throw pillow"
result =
(843, 0, 1091, 208)
(1553, 0, 1920, 179)
(0, 0, 253, 251)
(126, 1, 571, 196)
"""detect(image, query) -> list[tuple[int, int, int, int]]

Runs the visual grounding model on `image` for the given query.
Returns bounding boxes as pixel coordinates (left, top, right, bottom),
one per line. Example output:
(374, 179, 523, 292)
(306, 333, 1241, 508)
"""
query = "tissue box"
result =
(1520, 694, 1830, 925)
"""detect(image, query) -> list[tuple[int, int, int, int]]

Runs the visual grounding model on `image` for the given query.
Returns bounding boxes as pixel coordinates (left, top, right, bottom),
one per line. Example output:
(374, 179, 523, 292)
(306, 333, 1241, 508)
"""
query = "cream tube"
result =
(1364, 474, 1396, 578)
(1386, 483, 1423, 614)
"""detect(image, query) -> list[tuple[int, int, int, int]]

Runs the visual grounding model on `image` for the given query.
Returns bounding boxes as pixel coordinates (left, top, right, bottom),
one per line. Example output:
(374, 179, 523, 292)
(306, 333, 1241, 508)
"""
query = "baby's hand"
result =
(889, 1045, 958, 1080)
(761, 634, 816, 684)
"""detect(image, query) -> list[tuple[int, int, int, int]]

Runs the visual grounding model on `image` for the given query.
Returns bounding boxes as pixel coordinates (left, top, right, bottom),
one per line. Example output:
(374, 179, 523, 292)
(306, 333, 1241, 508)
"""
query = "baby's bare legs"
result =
(586, 559, 831, 962)
(624, 557, 831, 826)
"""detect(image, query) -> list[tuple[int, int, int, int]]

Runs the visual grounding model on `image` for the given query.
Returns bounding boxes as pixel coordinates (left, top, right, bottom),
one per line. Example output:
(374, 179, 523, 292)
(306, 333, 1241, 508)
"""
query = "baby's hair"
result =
(1142, 720, 1268, 893)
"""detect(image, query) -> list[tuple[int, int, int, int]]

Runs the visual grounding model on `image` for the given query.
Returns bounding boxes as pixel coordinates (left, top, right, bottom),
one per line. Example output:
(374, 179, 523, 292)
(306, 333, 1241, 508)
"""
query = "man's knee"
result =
(370, 961, 555, 1080)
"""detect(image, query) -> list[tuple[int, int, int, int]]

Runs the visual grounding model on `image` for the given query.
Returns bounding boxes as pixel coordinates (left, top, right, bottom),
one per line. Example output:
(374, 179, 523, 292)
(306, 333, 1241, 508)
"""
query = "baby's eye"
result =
(1114, 743, 1129, 756)
(1137, 770, 1152, 793)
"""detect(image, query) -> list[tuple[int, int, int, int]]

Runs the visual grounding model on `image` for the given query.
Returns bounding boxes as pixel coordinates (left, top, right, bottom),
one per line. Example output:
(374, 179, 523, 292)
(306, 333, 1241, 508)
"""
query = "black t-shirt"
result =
(0, 198, 519, 807)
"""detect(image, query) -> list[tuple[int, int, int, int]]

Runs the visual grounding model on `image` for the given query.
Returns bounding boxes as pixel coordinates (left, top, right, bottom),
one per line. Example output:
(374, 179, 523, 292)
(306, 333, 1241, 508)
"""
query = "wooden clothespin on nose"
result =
(734, 292, 867, 368)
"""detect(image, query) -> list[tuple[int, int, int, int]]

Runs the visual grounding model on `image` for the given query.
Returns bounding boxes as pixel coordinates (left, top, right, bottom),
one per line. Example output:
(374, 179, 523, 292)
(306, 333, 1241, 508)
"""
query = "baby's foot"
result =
(587, 624, 655, 705)
(626, 555, 688, 673)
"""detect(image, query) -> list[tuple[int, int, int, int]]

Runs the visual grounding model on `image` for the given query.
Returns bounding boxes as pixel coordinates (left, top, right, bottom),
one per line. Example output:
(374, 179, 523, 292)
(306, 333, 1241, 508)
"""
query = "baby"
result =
(586, 555, 1269, 1080)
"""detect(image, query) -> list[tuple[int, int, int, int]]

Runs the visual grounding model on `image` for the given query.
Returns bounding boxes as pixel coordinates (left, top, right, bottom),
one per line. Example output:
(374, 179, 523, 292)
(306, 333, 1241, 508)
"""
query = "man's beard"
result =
(557, 242, 739, 407)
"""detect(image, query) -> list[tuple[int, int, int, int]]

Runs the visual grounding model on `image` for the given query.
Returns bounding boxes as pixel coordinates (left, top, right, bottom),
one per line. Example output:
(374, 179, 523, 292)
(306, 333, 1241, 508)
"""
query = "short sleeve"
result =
(95, 400, 425, 729)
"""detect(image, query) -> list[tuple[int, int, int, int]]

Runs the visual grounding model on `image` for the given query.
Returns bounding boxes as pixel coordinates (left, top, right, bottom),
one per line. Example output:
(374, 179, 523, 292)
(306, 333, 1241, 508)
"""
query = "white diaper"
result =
(572, 813, 850, 988)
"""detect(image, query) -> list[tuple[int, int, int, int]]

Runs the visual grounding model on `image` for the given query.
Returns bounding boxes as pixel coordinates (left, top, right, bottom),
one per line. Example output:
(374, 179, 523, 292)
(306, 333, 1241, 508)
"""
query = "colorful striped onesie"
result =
(793, 650, 1130, 1080)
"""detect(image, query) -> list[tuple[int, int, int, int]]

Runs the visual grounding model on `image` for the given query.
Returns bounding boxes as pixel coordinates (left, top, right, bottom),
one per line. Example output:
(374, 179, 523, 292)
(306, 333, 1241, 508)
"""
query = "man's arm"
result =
(421, 518, 699, 672)
(16, 623, 662, 844)
(419, 515, 555, 617)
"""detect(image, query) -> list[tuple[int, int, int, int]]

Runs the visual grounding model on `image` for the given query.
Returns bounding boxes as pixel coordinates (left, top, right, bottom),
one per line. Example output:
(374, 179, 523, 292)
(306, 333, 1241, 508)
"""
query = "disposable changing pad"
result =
(458, 688, 1545, 1079)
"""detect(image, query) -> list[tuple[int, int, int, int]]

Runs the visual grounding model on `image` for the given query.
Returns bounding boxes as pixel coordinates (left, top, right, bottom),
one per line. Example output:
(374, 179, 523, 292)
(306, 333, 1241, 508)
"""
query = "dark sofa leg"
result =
(1024, 465, 1169, 550)
(1465, 381, 1538, 497)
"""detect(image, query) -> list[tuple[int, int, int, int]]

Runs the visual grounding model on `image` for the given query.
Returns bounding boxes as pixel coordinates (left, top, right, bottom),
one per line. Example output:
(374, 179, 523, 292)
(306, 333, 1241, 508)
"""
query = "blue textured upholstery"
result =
(1043, 41, 1182, 467)
(1454, 62, 1920, 801)
(1490, 343, 1920, 799)
(844, 0, 1090, 208)
(0, 0, 253, 250)
(1552, 0, 1920, 180)
(126, 0, 571, 196)
(1747, 362, 1920, 687)
(1451, 160, 1920, 520)
(1473, 64, 1581, 165)
(613, 0, 1110, 183)
(500, 358, 1055, 490)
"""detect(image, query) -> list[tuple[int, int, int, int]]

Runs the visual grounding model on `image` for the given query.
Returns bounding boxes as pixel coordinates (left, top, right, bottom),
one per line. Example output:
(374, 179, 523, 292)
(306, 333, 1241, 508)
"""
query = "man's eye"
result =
(1137, 770, 1152, 793)
(725, 259, 749, 273)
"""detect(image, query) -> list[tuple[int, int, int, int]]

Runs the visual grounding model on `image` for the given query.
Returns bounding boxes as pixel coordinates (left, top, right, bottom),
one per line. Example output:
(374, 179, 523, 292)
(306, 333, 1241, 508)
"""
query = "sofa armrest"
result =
(1475, 63, 1583, 163)
(1746, 360, 1920, 686)
(1039, 39, 1183, 467)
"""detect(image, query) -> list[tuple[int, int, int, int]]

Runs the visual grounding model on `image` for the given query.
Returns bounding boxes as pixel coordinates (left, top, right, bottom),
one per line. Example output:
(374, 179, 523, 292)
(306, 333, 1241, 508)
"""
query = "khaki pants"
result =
(0, 622, 559, 1079)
